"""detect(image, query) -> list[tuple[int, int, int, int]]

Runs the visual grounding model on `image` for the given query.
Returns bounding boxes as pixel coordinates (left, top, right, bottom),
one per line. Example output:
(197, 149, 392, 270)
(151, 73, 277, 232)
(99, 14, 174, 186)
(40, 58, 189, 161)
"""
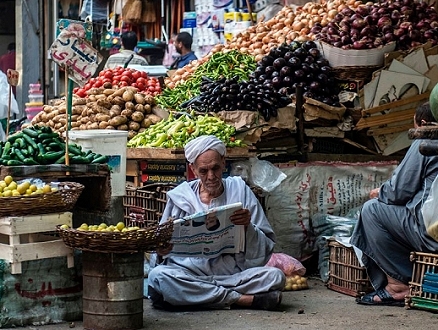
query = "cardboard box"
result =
(319, 41, 396, 67)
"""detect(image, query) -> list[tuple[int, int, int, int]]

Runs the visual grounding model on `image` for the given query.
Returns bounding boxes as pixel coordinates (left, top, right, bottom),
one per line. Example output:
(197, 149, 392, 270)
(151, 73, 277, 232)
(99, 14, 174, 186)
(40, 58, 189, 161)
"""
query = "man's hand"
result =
(156, 244, 173, 257)
(370, 188, 380, 199)
(230, 208, 251, 227)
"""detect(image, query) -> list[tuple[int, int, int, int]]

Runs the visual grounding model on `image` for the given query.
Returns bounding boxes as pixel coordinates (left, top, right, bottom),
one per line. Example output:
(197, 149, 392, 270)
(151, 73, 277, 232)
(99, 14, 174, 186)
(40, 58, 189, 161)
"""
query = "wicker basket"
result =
(406, 251, 438, 312)
(327, 240, 374, 297)
(56, 221, 174, 254)
(332, 65, 381, 81)
(123, 183, 177, 228)
(0, 181, 84, 217)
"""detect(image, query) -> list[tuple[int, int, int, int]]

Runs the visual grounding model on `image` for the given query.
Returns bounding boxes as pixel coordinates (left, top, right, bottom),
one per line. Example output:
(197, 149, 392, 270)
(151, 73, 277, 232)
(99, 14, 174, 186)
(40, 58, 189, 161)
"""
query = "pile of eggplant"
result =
(181, 76, 290, 121)
(253, 40, 341, 107)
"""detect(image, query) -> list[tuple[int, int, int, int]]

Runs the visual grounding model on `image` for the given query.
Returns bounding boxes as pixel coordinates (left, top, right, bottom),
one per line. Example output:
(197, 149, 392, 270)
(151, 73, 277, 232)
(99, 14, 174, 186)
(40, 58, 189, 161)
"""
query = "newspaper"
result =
(170, 202, 244, 258)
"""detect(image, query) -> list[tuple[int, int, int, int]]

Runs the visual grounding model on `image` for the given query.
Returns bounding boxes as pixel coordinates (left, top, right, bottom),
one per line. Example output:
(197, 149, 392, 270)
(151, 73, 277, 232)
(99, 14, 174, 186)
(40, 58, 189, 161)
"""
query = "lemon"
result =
(60, 224, 70, 229)
(16, 184, 27, 195)
(79, 223, 89, 230)
(42, 184, 52, 193)
(8, 182, 17, 190)
(21, 181, 31, 190)
(122, 228, 129, 232)
(51, 187, 58, 192)
(25, 189, 33, 195)
(4, 176, 13, 185)
(12, 190, 21, 196)
(3, 190, 12, 197)
(30, 184, 38, 192)
(0, 181, 6, 189)
(98, 223, 108, 229)
(116, 222, 125, 231)
(35, 189, 44, 194)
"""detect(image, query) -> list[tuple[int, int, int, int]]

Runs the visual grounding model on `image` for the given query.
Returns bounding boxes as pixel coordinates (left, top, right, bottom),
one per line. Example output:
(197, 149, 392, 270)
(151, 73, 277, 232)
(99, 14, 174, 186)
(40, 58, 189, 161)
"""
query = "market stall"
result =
(5, 0, 438, 326)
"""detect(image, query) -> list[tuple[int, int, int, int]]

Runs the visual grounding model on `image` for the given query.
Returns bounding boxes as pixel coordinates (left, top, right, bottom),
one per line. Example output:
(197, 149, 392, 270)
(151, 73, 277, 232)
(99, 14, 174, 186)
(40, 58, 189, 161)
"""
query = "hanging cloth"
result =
(113, 0, 127, 15)
(141, 0, 156, 23)
(123, 0, 142, 24)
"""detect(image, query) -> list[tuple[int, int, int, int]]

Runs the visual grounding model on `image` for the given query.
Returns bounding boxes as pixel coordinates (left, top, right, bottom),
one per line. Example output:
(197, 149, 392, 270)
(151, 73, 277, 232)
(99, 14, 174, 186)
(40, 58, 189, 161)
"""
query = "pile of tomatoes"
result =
(73, 67, 162, 98)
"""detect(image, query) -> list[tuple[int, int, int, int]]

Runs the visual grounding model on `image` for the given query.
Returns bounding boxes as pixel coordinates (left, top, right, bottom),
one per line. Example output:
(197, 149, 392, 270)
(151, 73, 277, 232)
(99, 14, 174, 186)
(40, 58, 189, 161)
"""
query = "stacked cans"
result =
(25, 83, 44, 120)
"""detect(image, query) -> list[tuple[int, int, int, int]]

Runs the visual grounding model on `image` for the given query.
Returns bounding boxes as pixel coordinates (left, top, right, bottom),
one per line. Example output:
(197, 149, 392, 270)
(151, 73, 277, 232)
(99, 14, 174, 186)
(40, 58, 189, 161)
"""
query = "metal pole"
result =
(52, 0, 59, 97)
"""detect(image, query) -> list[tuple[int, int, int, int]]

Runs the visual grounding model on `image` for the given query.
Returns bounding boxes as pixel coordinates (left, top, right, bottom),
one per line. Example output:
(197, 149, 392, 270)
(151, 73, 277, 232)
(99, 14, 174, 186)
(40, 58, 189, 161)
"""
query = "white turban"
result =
(184, 135, 226, 164)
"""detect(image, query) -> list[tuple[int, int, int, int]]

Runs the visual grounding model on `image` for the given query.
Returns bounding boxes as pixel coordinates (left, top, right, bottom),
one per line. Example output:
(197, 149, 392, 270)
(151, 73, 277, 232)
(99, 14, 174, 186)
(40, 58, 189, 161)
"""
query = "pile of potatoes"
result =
(30, 86, 162, 140)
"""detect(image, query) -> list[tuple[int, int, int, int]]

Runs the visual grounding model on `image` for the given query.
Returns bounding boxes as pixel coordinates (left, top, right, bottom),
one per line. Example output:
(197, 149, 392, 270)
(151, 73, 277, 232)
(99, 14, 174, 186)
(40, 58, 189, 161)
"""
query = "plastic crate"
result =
(327, 240, 374, 297)
(123, 183, 176, 228)
(406, 251, 438, 312)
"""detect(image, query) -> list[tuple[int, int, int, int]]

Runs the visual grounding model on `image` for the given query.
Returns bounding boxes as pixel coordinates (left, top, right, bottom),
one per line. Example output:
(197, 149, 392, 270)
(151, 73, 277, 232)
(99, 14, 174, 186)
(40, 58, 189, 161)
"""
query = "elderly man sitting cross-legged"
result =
(147, 135, 285, 311)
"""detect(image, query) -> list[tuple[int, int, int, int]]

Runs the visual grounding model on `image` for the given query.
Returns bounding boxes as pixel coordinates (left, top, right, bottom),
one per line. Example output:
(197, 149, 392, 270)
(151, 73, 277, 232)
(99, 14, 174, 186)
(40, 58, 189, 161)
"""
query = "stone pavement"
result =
(9, 278, 438, 330)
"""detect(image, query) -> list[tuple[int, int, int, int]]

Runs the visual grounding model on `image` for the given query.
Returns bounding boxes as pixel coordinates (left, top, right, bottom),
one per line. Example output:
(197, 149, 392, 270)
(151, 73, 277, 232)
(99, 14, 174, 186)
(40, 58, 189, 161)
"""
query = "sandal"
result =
(356, 288, 405, 307)
(251, 290, 283, 310)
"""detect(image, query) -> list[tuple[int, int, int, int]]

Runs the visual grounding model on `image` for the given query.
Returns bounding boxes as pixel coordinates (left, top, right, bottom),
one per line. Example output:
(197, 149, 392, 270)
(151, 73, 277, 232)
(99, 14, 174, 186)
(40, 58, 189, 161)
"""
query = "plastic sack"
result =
(422, 175, 438, 242)
(248, 157, 287, 193)
(266, 252, 306, 276)
(0, 71, 19, 119)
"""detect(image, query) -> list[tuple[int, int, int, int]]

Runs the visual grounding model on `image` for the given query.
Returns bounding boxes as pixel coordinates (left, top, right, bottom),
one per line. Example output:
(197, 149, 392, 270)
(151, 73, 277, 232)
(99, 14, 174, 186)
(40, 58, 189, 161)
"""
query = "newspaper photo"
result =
(170, 202, 244, 258)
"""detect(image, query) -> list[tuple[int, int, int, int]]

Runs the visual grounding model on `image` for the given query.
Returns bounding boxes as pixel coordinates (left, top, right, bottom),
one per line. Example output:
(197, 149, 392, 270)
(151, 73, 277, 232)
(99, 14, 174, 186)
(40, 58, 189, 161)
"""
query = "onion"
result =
(353, 40, 367, 49)
(377, 16, 392, 28)
(424, 30, 436, 39)
(356, 5, 370, 17)
(393, 28, 405, 37)
(399, 21, 413, 30)
(384, 33, 395, 42)
(351, 18, 366, 30)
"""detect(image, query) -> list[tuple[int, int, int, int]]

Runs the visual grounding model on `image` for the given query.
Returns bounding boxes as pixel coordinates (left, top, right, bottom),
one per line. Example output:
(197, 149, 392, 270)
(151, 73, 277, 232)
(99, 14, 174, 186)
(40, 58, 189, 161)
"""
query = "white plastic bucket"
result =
(69, 130, 128, 197)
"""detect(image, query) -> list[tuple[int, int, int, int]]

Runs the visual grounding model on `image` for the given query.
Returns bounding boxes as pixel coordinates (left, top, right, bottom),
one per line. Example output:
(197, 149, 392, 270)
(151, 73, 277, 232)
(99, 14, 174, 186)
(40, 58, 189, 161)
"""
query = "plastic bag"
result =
(248, 157, 287, 193)
(422, 175, 438, 242)
(266, 252, 306, 276)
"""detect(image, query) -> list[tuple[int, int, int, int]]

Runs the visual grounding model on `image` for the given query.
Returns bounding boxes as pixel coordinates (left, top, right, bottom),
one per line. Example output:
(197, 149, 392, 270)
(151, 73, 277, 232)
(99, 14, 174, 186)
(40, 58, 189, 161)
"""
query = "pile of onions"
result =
(315, 0, 438, 50)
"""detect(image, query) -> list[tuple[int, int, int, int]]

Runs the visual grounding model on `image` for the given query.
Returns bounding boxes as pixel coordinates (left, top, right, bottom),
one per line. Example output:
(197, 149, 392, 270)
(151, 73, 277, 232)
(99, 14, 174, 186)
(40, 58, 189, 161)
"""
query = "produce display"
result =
(185, 76, 289, 121)
(73, 67, 162, 97)
(252, 40, 340, 106)
(127, 111, 244, 148)
(315, 0, 438, 50)
(284, 275, 309, 291)
(158, 50, 256, 110)
(0, 175, 57, 197)
(31, 86, 161, 139)
(0, 125, 108, 166)
(164, 0, 365, 87)
(61, 221, 140, 232)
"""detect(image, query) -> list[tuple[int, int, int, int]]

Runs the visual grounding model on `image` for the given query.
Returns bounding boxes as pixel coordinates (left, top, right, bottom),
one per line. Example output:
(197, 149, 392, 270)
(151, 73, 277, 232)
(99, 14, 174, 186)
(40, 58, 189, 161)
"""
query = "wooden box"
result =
(327, 240, 373, 297)
(0, 212, 74, 274)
